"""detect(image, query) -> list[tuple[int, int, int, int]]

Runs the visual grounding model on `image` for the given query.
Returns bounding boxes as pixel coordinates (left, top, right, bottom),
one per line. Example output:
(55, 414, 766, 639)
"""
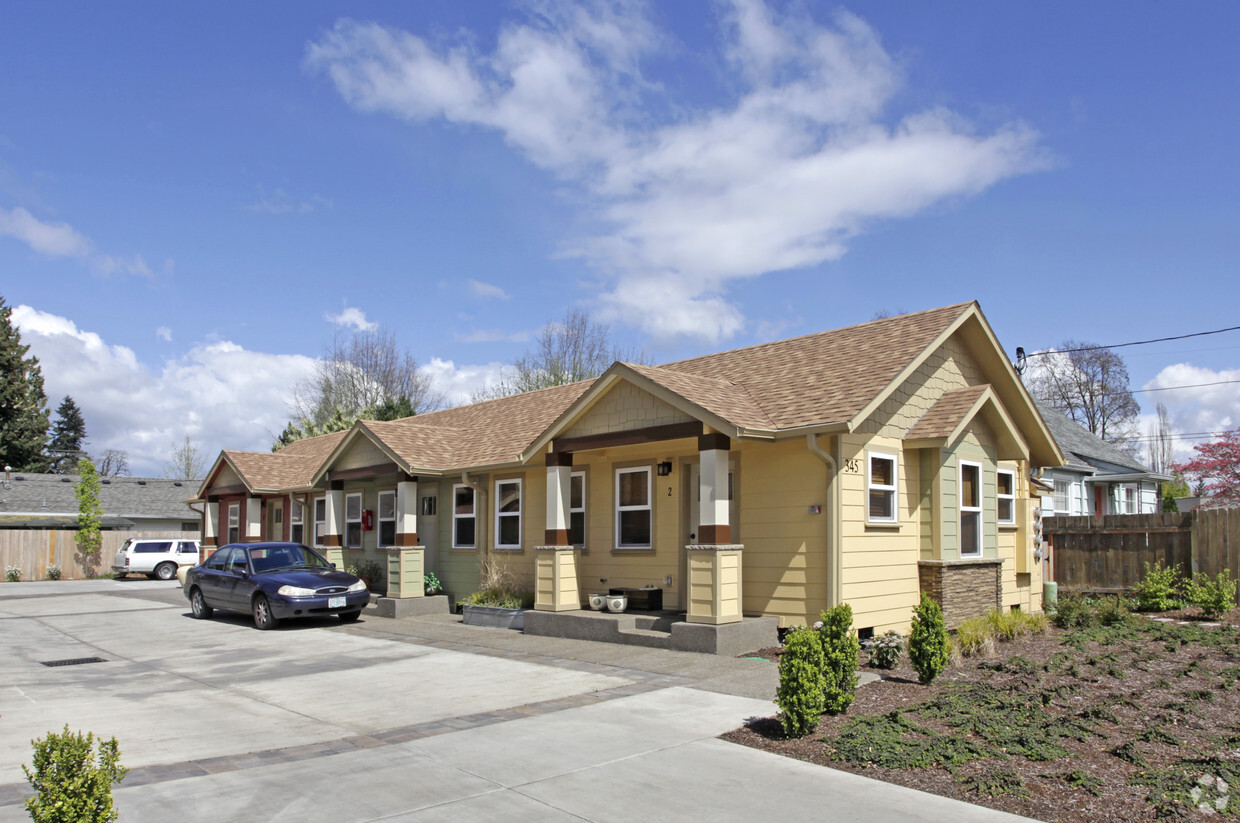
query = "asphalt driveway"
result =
(0, 580, 1037, 822)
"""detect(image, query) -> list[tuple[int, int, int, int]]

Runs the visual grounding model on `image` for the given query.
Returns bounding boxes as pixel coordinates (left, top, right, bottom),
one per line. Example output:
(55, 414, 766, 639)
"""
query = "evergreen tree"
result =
(0, 296, 51, 472)
(48, 395, 88, 473)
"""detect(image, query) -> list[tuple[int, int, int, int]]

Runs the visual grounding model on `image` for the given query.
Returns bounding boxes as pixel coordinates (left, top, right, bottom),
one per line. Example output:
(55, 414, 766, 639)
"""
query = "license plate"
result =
(328, 596, 346, 609)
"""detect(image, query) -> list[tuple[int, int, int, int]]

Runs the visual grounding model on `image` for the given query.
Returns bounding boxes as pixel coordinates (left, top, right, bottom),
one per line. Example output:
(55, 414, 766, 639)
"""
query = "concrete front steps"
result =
(523, 609, 779, 657)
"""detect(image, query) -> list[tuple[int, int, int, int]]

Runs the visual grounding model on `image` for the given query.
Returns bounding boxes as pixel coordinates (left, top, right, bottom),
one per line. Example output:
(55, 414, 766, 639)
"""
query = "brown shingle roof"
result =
(906, 385, 991, 441)
(224, 450, 324, 491)
(275, 430, 348, 462)
(622, 363, 777, 430)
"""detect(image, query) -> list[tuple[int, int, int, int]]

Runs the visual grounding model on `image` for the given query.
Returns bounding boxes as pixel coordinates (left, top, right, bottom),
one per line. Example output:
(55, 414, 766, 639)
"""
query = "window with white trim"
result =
(495, 478, 522, 549)
(378, 490, 396, 547)
(345, 492, 363, 548)
(1053, 479, 1070, 513)
(290, 500, 304, 544)
(227, 503, 240, 543)
(313, 496, 326, 545)
(867, 452, 898, 523)
(616, 467, 652, 548)
(570, 471, 586, 546)
(1123, 484, 1138, 514)
(960, 461, 982, 557)
(453, 484, 476, 549)
(997, 470, 1016, 525)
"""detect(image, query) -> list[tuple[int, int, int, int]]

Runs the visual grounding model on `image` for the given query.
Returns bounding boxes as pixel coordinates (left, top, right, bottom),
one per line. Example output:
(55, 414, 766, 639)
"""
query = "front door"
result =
(420, 492, 438, 574)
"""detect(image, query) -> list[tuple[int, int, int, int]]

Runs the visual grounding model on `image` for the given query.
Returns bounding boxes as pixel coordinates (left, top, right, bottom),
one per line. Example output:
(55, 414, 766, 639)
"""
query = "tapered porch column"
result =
(535, 452, 580, 611)
(203, 501, 219, 553)
(396, 478, 419, 546)
(688, 431, 742, 624)
(245, 497, 262, 541)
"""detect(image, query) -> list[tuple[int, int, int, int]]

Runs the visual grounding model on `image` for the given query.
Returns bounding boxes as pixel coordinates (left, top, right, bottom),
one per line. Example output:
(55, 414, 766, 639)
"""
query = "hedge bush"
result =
(776, 626, 825, 737)
(909, 593, 949, 684)
(23, 726, 127, 823)
(817, 604, 860, 715)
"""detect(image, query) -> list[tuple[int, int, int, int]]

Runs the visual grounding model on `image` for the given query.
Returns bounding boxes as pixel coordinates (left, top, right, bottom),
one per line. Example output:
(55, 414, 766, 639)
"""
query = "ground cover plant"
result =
(726, 597, 1240, 822)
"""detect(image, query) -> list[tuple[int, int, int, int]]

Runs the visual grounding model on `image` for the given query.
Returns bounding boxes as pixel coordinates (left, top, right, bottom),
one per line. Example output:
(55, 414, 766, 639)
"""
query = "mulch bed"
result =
(724, 609, 1240, 822)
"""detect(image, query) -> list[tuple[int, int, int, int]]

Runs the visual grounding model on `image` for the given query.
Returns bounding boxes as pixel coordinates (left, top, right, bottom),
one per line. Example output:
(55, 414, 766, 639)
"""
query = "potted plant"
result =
(348, 559, 386, 594)
(460, 563, 532, 629)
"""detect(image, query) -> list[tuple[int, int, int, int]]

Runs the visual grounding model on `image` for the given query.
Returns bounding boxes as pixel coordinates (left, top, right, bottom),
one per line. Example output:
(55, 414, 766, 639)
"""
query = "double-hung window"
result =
(290, 500, 304, 544)
(313, 496, 327, 545)
(345, 493, 363, 548)
(227, 503, 240, 543)
(377, 490, 396, 547)
(1123, 484, 1138, 514)
(616, 467, 652, 548)
(495, 479, 522, 549)
(997, 470, 1016, 526)
(1053, 479, 1070, 514)
(960, 461, 982, 557)
(570, 472, 586, 546)
(453, 484, 476, 549)
(867, 452, 898, 523)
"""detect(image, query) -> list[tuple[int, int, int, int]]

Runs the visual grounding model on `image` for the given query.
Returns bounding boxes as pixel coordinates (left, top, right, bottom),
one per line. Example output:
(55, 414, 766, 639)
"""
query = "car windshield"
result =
(248, 545, 332, 574)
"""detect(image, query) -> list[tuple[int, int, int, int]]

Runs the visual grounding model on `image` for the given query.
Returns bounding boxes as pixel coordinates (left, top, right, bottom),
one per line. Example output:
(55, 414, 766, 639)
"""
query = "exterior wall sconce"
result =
(657, 461, 673, 477)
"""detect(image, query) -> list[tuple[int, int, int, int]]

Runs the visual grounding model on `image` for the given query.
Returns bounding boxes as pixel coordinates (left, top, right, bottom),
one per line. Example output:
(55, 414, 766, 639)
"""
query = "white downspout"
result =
(806, 434, 842, 609)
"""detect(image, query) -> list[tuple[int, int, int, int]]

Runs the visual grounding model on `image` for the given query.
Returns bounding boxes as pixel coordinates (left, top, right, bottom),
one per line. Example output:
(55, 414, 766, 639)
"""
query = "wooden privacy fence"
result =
(0, 530, 201, 580)
(1047, 509, 1240, 591)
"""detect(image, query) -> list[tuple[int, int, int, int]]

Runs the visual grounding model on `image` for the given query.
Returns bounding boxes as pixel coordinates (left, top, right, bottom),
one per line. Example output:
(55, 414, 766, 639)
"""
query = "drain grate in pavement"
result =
(39, 657, 108, 667)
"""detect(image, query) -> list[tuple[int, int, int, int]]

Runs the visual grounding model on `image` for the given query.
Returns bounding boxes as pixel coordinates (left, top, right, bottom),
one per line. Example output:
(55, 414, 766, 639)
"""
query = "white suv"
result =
(112, 538, 201, 581)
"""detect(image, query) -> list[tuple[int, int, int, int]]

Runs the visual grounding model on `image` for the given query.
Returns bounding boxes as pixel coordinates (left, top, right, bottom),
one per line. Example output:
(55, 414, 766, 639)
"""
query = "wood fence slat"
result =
(1, 530, 201, 580)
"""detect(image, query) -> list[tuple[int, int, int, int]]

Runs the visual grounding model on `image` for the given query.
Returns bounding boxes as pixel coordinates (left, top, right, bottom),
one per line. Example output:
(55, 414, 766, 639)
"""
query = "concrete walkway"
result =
(0, 580, 1038, 822)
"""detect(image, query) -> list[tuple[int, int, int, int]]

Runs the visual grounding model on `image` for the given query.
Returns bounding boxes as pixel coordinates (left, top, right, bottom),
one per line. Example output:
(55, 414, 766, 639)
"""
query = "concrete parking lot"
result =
(0, 580, 1036, 822)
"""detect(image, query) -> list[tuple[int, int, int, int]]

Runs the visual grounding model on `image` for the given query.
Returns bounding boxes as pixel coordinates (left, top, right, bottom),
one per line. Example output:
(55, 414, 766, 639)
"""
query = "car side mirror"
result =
(330, 563, 337, 569)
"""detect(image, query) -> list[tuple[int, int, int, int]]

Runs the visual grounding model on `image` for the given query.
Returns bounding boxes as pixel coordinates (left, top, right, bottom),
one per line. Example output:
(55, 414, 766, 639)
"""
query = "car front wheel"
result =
(338, 610, 361, 623)
(155, 562, 177, 581)
(190, 588, 213, 619)
(252, 595, 278, 630)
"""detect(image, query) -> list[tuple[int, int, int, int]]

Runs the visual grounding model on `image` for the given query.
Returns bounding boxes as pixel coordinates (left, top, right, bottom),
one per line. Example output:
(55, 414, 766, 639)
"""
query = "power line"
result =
(1135, 379, 1240, 394)
(1025, 324, 1240, 357)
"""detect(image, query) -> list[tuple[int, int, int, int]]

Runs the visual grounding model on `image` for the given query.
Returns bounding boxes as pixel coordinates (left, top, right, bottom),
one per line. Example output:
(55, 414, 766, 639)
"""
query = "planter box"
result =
(461, 604, 525, 630)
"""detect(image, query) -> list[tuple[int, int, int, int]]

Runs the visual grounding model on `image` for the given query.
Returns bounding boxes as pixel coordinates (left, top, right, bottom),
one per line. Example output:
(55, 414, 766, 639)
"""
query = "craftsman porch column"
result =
(535, 452, 580, 611)
(203, 500, 219, 553)
(396, 478, 419, 546)
(245, 497, 262, 541)
(687, 431, 743, 624)
(320, 483, 345, 568)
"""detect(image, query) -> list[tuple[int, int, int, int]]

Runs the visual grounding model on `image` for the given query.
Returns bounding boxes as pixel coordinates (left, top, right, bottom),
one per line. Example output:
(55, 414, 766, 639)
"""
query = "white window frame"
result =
(313, 496, 326, 545)
(377, 489, 396, 547)
(452, 484, 476, 549)
(996, 469, 1016, 526)
(615, 466, 653, 549)
(345, 492, 363, 548)
(866, 451, 898, 524)
(1053, 479, 1070, 514)
(494, 478, 523, 550)
(960, 460, 983, 558)
(570, 471, 586, 547)
(1123, 484, 1138, 515)
(289, 499, 304, 544)
(227, 503, 240, 544)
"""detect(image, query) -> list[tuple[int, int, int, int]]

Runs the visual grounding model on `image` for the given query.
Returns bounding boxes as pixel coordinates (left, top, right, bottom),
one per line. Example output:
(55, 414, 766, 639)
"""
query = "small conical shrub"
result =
(817, 603, 860, 715)
(776, 626, 825, 737)
(909, 592, 949, 684)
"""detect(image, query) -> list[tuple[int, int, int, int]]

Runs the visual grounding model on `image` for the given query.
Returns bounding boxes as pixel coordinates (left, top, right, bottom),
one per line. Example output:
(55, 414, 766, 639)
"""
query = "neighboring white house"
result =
(0, 471, 201, 532)
(1036, 401, 1170, 516)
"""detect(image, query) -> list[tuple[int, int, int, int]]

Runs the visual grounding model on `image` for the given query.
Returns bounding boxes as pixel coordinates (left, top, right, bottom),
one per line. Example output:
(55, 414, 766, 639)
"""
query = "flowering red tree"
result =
(1176, 428, 1240, 508)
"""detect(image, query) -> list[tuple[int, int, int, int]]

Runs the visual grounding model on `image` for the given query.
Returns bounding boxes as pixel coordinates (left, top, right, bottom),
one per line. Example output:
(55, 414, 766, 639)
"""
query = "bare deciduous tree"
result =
(96, 449, 130, 477)
(472, 309, 647, 402)
(1025, 339, 1141, 453)
(163, 435, 207, 481)
(1148, 401, 1175, 473)
(292, 326, 441, 429)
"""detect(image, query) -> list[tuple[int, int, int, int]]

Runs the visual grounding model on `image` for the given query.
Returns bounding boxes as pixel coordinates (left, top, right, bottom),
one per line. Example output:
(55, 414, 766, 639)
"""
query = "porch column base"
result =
(320, 546, 345, 571)
(686, 544, 744, 625)
(534, 546, 580, 612)
(386, 547, 425, 599)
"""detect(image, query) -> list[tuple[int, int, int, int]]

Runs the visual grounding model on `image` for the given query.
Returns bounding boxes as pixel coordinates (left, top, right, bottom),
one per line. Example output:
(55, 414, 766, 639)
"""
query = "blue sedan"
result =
(184, 542, 370, 629)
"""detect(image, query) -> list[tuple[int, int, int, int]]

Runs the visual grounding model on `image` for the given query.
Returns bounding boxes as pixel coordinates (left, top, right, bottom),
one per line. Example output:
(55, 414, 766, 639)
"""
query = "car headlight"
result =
(347, 580, 368, 593)
(277, 585, 317, 597)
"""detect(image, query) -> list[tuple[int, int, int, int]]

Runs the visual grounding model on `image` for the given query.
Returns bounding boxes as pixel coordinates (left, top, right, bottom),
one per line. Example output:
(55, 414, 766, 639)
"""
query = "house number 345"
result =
(843, 458, 860, 473)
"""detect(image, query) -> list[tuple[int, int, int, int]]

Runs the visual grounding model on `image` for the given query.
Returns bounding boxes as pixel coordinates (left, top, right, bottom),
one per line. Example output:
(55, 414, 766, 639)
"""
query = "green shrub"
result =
(1093, 595, 1132, 627)
(1049, 594, 1095, 629)
(909, 593, 949, 684)
(955, 617, 997, 658)
(865, 630, 903, 669)
(1131, 560, 1185, 612)
(985, 609, 1025, 642)
(23, 725, 127, 823)
(5, 564, 20, 582)
(45, 564, 62, 581)
(1022, 612, 1050, 634)
(776, 626, 826, 737)
(1187, 570, 1237, 620)
(423, 572, 442, 596)
(817, 604, 860, 715)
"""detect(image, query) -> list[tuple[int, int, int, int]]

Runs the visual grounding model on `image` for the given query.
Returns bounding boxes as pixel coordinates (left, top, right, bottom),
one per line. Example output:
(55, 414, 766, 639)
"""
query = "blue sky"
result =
(3, 1, 1238, 476)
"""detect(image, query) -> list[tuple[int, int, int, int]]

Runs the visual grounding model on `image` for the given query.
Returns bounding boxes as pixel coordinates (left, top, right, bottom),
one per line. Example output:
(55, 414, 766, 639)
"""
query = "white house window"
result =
(867, 452, 898, 523)
(227, 503, 240, 544)
(345, 492, 363, 548)
(495, 479, 522, 549)
(1123, 484, 1138, 514)
(997, 470, 1015, 525)
(616, 467, 652, 548)
(570, 472, 586, 546)
(378, 490, 396, 547)
(453, 484, 476, 549)
(290, 500, 304, 544)
(1053, 479, 1070, 514)
(314, 496, 326, 545)
(960, 461, 982, 557)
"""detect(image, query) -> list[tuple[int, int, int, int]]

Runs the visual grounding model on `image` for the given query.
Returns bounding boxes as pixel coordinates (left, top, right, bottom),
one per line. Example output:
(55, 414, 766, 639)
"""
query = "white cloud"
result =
(13, 305, 318, 476)
(324, 305, 378, 331)
(306, 1, 1048, 343)
(1140, 364, 1240, 463)
(245, 187, 332, 215)
(467, 279, 512, 301)
(156, 326, 173, 342)
(453, 328, 531, 344)
(420, 357, 507, 406)
(0, 206, 92, 257)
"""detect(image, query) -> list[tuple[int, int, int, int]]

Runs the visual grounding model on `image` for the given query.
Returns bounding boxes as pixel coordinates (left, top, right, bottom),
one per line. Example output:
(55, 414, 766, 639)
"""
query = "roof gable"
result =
(1034, 400, 1155, 475)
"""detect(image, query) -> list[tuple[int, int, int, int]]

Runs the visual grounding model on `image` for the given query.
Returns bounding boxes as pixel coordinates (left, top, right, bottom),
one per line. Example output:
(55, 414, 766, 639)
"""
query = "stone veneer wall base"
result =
(918, 558, 1003, 629)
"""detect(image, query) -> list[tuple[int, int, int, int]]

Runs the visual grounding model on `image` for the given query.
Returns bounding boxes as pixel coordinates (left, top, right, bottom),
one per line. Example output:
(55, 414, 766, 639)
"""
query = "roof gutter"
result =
(806, 433, 842, 609)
